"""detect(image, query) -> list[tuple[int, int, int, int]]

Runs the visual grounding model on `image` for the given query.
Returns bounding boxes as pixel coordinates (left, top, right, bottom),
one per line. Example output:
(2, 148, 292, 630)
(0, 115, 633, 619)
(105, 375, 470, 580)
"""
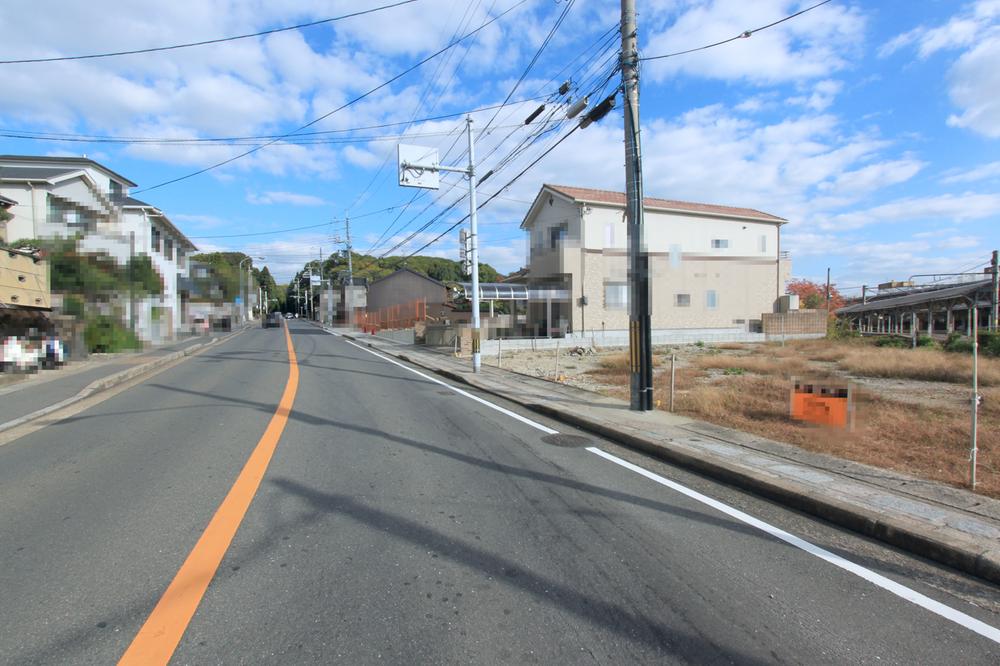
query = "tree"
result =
(190, 252, 249, 300)
(786, 279, 844, 311)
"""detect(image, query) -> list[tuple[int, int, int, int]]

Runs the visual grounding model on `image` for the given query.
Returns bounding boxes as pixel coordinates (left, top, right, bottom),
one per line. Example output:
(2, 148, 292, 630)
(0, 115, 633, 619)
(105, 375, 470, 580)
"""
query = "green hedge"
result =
(84, 315, 142, 353)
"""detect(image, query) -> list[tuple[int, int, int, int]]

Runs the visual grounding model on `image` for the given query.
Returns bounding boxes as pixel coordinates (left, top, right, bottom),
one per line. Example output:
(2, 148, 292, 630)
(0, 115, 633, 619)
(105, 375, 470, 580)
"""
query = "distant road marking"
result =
(119, 323, 300, 665)
(588, 446, 1000, 646)
(340, 337, 557, 435)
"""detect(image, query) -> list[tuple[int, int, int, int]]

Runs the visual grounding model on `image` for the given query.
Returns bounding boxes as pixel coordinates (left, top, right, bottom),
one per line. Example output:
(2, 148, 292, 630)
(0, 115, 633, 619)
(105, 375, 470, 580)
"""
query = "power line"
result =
(0, 122, 554, 147)
(0, 96, 550, 144)
(402, 124, 581, 258)
(132, 0, 530, 194)
(639, 0, 834, 62)
(479, 0, 576, 137)
(186, 205, 400, 238)
(0, 0, 420, 65)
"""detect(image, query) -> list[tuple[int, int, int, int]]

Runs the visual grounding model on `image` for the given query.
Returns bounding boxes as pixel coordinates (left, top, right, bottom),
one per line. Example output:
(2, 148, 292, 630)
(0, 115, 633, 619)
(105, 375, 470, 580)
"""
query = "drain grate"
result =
(541, 434, 592, 448)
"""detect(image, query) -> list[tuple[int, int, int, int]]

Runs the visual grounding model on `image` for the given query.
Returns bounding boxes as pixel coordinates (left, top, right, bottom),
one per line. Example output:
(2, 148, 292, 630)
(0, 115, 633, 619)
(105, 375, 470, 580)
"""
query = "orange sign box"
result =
(790, 379, 853, 429)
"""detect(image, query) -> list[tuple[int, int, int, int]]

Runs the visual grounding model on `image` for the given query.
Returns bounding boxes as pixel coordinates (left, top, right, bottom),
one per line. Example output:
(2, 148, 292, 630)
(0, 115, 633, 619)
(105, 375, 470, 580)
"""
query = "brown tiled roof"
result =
(544, 184, 786, 223)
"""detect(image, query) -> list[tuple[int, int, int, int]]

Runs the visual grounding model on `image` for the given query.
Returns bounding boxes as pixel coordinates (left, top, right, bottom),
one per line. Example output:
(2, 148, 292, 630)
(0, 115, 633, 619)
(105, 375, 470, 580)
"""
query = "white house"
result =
(0, 155, 197, 343)
(520, 184, 791, 338)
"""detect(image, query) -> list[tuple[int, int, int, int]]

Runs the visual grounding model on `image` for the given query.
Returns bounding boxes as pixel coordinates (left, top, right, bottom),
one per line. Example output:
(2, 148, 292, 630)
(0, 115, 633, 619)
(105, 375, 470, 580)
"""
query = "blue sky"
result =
(1, 0, 998, 296)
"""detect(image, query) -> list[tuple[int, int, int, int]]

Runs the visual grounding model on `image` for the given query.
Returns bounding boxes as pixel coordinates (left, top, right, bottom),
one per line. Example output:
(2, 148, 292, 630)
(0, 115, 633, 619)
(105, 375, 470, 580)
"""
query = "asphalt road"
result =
(1, 319, 998, 664)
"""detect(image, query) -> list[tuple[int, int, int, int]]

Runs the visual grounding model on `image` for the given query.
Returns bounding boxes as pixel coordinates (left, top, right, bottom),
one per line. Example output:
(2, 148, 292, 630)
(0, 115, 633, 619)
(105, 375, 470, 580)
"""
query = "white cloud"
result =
(817, 192, 1000, 231)
(246, 190, 327, 206)
(941, 160, 1000, 183)
(879, 2, 1000, 138)
(824, 157, 925, 196)
(342, 145, 382, 169)
(645, 0, 865, 84)
(946, 35, 1000, 137)
(879, 0, 1000, 58)
(786, 79, 843, 112)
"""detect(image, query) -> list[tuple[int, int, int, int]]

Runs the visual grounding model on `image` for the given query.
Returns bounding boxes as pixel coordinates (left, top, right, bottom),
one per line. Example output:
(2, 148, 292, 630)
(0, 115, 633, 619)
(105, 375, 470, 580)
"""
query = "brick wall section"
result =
(762, 309, 828, 335)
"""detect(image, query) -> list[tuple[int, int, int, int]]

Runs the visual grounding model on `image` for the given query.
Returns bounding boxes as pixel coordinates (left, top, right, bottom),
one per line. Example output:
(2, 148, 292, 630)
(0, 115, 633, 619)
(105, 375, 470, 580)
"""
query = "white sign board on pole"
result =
(310, 274, 321, 285)
(398, 144, 440, 190)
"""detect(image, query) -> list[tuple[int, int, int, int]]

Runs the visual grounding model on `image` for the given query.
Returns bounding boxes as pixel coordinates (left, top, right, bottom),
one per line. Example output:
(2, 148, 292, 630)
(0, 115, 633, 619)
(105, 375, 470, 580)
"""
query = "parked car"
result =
(262, 312, 282, 328)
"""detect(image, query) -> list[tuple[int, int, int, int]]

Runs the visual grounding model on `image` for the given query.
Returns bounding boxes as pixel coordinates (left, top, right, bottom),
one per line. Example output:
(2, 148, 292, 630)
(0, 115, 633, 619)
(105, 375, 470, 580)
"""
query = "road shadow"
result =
(269, 475, 771, 664)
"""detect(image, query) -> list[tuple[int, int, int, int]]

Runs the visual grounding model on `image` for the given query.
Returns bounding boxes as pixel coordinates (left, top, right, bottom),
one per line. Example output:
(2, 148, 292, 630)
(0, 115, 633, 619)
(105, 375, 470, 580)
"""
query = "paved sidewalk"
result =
(0, 332, 226, 427)
(334, 326, 1000, 585)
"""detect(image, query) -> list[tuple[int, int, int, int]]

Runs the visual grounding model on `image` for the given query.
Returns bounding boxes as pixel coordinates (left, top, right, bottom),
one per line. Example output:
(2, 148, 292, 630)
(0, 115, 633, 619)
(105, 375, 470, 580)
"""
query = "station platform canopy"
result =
(453, 283, 569, 301)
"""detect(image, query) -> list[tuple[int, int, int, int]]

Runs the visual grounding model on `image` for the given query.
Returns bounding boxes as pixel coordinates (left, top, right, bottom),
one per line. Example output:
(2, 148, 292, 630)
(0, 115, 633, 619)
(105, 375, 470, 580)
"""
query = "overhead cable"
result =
(132, 0, 530, 194)
(0, 0, 420, 65)
(640, 0, 834, 62)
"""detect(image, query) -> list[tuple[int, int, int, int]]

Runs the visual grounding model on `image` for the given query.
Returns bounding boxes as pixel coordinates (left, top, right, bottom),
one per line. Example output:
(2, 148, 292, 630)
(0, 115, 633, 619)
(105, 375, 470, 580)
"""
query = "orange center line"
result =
(119, 323, 299, 665)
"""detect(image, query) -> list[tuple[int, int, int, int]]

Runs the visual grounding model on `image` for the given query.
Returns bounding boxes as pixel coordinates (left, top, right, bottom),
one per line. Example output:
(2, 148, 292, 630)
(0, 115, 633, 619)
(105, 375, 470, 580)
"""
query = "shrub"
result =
(723, 367, 745, 376)
(979, 332, 1000, 358)
(695, 340, 705, 348)
(875, 336, 909, 349)
(827, 317, 859, 340)
(84, 315, 142, 353)
(944, 332, 974, 354)
(916, 335, 938, 348)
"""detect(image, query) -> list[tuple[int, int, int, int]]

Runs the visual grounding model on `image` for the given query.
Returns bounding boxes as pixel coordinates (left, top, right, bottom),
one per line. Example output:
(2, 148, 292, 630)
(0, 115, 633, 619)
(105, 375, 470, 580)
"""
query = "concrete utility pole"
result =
(396, 117, 481, 372)
(466, 117, 482, 373)
(991, 249, 998, 331)
(345, 213, 354, 286)
(622, 0, 652, 411)
(826, 267, 831, 311)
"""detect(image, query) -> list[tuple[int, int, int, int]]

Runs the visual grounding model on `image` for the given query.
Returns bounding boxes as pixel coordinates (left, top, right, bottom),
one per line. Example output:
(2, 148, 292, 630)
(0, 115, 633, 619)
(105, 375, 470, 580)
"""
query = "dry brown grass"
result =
(836, 347, 1000, 386)
(579, 337, 1000, 496)
(693, 354, 814, 377)
(666, 374, 1000, 497)
(594, 352, 663, 373)
(714, 342, 747, 350)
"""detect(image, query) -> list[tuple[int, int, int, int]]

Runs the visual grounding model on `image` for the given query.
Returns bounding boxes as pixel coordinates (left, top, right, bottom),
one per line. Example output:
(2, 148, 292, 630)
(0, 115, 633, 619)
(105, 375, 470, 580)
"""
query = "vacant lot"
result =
(492, 337, 1000, 498)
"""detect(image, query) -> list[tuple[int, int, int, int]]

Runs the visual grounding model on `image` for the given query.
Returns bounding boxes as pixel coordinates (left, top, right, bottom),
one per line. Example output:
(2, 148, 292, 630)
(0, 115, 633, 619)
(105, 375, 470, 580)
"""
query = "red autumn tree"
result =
(786, 279, 845, 311)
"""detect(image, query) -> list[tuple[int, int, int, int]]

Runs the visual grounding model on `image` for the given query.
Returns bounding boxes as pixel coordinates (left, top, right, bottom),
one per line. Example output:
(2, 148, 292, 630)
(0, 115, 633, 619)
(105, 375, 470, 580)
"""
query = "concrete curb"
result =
(0, 329, 241, 435)
(345, 331, 1000, 586)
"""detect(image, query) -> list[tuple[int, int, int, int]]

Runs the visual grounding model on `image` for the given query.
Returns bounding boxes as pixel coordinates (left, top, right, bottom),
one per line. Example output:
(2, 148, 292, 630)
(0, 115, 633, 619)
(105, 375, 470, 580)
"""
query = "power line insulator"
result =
(477, 169, 494, 185)
(524, 104, 545, 124)
(558, 80, 570, 95)
(565, 97, 588, 119)
(580, 93, 616, 129)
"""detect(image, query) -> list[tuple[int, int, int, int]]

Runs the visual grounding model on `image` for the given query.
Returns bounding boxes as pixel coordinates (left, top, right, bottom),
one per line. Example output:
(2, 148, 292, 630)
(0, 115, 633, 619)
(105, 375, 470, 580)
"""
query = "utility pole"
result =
(308, 267, 313, 320)
(467, 117, 482, 373)
(991, 249, 998, 331)
(396, 117, 481, 372)
(345, 213, 354, 285)
(622, 0, 652, 411)
(826, 267, 831, 311)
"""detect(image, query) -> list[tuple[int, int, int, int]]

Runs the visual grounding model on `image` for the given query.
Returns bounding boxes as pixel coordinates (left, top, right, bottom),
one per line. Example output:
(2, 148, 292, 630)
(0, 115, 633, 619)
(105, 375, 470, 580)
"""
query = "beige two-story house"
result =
(520, 184, 791, 337)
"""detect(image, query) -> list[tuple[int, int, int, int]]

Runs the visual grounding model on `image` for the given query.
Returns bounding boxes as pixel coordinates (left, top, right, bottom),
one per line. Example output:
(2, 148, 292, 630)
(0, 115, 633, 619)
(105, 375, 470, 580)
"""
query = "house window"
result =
(151, 227, 161, 252)
(164, 237, 173, 261)
(604, 224, 615, 248)
(549, 223, 567, 249)
(675, 293, 691, 307)
(706, 290, 718, 309)
(711, 239, 729, 249)
(604, 282, 628, 310)
(109, 181, 124, 204)
(758, 234, 767, 253)
(177, 249, 185, 268)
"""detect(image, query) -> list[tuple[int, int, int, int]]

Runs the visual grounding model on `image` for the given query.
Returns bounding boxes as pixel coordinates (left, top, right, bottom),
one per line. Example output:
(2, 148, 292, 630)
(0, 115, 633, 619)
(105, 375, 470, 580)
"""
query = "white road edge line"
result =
(587, 446, 1000, 646)
(338, 335, 557, 435)
(326, 327, 1000, 645)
